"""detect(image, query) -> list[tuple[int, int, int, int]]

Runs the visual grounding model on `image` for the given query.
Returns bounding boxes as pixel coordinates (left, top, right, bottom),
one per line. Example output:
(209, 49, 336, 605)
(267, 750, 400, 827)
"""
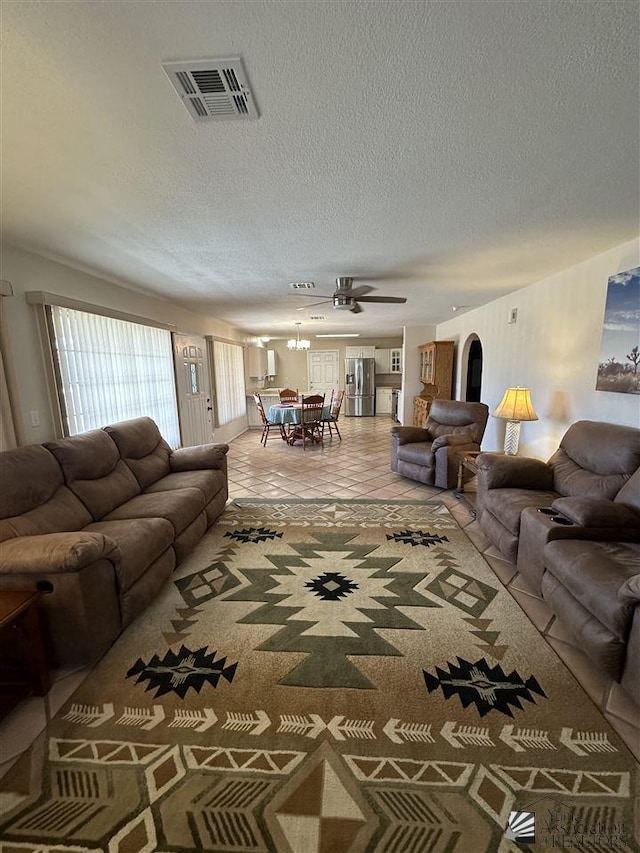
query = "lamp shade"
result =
(493, 387, 538, 422)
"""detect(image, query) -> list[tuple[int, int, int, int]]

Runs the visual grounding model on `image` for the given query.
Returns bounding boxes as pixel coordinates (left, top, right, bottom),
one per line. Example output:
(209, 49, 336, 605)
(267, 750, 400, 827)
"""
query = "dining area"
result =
(252, 389, 344, 449)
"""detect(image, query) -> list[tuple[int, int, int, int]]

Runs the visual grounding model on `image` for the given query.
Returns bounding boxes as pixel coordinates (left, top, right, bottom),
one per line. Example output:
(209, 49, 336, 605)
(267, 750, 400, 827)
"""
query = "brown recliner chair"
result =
(391, 400, 489, 489)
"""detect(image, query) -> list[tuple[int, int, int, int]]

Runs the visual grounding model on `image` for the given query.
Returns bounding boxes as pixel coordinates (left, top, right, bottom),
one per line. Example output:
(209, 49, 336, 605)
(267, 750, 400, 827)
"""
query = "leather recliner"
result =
(391, 400, 489, 489)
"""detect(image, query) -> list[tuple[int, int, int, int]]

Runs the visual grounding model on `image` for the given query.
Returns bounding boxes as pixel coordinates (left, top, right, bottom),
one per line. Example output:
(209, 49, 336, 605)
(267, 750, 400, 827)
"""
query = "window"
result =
(48, 305, 180, 446)
(212, 340, 245, 425)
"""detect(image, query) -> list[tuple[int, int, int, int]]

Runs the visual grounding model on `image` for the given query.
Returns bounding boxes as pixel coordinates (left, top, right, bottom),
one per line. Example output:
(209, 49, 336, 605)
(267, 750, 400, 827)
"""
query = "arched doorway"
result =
(464, 337, 483, 402)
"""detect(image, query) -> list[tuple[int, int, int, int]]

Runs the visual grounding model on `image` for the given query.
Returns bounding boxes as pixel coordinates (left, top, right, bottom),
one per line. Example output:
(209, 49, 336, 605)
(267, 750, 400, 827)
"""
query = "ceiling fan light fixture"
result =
(332, 293, 354, 310)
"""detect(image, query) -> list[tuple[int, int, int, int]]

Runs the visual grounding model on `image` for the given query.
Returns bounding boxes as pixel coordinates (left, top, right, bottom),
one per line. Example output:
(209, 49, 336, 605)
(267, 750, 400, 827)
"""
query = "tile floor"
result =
(1, 415, 638, 780)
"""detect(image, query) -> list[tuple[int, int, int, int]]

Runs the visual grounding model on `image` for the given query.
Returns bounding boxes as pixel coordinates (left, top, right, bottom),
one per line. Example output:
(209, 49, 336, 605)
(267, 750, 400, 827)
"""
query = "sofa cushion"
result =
(550, 420, 640, 499)
(482, 488, 559, 536)
(86, 517, 174, 593)
(104, 417, 171, 489)
(615, 468, 640, 512)
(397, 442, 434, 466)
(103, 487, 205, 536)
(46, 430, 141, 521)
(145, 469, 226, 503)
(0, 445, 92, 541)
(543, 539, 640, 639)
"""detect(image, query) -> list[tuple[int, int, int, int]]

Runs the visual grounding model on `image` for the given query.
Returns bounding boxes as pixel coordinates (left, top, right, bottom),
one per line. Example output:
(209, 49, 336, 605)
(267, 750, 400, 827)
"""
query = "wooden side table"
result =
(0, 590, 51, 699)
(456, 450, 482, 493)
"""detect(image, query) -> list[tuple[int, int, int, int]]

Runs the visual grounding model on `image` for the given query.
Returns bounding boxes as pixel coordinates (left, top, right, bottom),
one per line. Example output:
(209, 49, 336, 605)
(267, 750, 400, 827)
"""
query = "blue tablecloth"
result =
(267, 404, 331, 425)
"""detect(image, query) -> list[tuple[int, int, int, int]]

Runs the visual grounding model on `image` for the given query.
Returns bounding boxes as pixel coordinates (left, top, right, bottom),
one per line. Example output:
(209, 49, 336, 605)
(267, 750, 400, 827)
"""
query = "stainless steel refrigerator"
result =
(344, 358, 376, 416)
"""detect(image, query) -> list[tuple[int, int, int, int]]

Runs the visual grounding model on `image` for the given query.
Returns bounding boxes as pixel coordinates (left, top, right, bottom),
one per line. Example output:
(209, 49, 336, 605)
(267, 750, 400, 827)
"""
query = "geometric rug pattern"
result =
(0, 499, 637, 852)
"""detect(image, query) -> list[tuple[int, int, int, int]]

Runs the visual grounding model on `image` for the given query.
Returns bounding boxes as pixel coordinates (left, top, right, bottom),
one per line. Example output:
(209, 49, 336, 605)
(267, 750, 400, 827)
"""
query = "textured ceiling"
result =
(1, 0, 638, 338)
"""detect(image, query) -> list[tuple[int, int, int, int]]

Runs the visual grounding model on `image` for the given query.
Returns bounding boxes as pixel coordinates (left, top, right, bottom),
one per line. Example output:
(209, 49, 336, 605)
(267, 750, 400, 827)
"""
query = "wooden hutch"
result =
(413, 340, 455, 426)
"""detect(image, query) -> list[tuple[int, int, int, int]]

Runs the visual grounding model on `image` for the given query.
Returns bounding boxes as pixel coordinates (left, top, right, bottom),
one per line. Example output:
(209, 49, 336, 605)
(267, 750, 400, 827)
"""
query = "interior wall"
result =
(435, 238, 640, 459)
(248, 336, 404, 394)
(1, 244, 248, 445)
(401, 325, 437, 424)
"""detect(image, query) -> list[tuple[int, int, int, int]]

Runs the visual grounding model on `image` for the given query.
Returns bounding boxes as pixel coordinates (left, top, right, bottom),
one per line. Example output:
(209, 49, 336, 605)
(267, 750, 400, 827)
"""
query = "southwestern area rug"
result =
(0, 499, 638, 853)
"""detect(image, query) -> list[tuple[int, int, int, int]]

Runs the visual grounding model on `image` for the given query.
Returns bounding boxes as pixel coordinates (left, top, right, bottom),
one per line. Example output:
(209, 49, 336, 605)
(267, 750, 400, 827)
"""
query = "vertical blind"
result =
(213, 340, 245, 425)
(49, 306, 180, 447)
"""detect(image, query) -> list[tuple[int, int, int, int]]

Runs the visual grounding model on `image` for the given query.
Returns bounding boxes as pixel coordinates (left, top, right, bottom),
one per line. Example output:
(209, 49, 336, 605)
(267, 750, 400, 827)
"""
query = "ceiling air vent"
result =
(162, 57, 259, 122)
(289, 282, 315, 290)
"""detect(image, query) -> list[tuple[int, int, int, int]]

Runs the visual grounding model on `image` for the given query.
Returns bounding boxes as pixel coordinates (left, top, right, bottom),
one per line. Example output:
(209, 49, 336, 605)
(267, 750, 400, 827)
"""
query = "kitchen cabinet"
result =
(266, 349, 277, 376)
(247, 346, 268, 378)
(389, 348, 402, 373)
(376, 387, 393, 415)
(345, 345, 376, 359)
(374, 348, 388, 373)
(413, 340, 454, 426)
(374, 348, 403, 374)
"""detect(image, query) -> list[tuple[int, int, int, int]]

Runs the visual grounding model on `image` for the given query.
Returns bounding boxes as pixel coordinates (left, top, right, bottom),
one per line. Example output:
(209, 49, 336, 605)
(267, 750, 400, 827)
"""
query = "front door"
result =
(307, 350, 339, 396)
(173, 333, 214, 446)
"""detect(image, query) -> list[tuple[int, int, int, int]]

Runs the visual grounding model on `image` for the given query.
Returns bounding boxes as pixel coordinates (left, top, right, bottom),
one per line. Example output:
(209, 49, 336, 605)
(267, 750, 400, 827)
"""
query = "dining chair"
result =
(322, 389, 345, 440)
(288, 393, 325, 449)
(253, 393, 285, 446)
(279, 388, 299, 404)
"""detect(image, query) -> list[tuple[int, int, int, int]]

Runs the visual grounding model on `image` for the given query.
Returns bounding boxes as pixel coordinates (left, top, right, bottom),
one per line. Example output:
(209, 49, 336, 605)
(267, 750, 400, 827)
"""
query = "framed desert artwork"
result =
(596, 266, 640, 394)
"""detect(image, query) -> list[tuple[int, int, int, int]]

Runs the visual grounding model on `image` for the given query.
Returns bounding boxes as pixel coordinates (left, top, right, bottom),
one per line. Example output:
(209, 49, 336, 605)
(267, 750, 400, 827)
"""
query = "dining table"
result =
(267, 402, 331, 444)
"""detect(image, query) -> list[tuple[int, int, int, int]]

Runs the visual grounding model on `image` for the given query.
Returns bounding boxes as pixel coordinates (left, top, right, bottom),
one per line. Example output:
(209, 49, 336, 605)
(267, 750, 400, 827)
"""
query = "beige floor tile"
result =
(482, 555, 518, 586)
(605, 681, 640, 728)
(0, 697, 47, 764)
(545, 637, 611, 708)
(509, 572, 544, 600)
(508, 588, 555, 632)
(603, 713, 640, 762)
(46, 668, 91, 720)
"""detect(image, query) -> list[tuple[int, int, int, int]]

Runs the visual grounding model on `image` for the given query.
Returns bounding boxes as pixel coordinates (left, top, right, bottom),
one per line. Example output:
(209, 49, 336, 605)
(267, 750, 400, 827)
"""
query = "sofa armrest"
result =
(618, 574, 640, 605)
(391, 426, 431, 446)
(170, 443, 229, 472)
(476, 453, 553, 490)
(432, 433, 479, 451)
(0, 532, 119, 574)
(552, 497, 640, 531)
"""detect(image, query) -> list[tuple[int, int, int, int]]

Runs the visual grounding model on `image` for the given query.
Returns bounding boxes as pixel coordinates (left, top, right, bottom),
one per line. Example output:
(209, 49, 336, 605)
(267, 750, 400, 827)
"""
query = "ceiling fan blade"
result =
(348, 285, 374, 299)
(295, 293, 334, 299)
(350, 301, 363, 313)
(296, 299, 333, 310)
(356, 296, 407, 304)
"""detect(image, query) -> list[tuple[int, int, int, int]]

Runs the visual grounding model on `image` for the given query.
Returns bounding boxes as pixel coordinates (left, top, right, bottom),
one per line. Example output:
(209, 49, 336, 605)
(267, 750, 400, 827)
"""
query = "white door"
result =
(307, 350, 339, 396)
(173, 333, 214, 446)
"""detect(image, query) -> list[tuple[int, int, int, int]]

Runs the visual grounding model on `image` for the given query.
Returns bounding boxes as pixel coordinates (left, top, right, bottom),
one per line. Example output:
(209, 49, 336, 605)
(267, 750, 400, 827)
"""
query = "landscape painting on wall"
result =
(596, 266, 640, 394)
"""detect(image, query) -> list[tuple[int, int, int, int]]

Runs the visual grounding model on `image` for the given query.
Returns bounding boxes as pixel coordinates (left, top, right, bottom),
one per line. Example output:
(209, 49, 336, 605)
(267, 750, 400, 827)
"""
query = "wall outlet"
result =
(508, 307, 518, 324)
(30, 410, 40, 427)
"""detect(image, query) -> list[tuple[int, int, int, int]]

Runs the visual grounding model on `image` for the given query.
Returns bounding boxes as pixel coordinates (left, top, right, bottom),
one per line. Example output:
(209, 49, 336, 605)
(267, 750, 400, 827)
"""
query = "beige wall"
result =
(1, 244, 247, 445)
(431, 237, 640, 458)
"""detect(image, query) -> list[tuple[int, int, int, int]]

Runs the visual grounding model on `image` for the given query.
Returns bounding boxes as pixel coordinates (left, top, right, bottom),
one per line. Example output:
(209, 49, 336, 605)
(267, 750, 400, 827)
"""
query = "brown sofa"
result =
(475, 420, 640, 567)
(475, 419, 640, 704)
(542, 539, 640, 705)
(391, 400, 489, 489)
(0, 417, 228, 666)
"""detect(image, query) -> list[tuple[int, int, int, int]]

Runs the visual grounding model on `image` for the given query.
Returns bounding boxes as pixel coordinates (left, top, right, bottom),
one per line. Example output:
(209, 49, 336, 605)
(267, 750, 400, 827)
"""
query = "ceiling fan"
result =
(296, 277, 407, 314)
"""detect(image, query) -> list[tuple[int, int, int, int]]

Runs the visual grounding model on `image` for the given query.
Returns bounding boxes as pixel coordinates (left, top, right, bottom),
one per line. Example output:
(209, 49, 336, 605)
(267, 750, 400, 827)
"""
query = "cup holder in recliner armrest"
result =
(535, 507, 574, 525)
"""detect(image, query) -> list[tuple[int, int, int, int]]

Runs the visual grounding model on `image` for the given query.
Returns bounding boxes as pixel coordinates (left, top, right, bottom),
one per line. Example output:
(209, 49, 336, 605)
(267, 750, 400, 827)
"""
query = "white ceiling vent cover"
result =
(162, 57, 259, 122)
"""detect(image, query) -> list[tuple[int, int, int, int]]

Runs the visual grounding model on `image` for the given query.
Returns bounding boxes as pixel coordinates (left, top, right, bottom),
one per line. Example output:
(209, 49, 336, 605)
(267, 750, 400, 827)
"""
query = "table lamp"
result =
(493, 387, 538, 455)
